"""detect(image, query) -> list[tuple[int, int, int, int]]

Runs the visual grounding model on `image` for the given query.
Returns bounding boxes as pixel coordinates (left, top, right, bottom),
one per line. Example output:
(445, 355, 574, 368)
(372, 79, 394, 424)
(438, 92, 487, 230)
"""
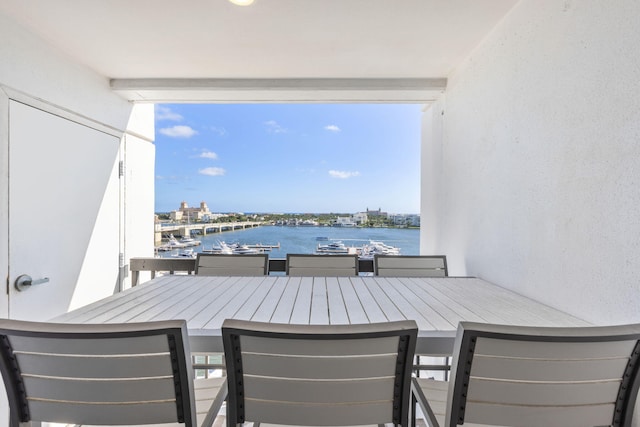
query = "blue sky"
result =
(154, 104, 422, 214)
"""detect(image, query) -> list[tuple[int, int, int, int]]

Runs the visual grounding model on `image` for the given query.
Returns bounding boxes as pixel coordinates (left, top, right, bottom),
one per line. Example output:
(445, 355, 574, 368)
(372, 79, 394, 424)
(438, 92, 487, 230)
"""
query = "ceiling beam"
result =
(110, 78, 447, 103)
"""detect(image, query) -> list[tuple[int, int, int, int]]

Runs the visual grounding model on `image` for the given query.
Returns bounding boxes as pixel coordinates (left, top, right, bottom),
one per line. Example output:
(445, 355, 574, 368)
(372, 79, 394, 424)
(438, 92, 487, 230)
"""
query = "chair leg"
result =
(411, 394, 417, 427)
(444, 357, 450, 381)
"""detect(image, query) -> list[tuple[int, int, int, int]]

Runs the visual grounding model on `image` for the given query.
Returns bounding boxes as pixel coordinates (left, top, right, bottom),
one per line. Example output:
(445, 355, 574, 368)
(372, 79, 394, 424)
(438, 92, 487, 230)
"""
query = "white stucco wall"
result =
(123, 106, 156, 288)
(0, 12, 130, 128)
(422, 0, 640, 325)
(420, 103, 444, 256)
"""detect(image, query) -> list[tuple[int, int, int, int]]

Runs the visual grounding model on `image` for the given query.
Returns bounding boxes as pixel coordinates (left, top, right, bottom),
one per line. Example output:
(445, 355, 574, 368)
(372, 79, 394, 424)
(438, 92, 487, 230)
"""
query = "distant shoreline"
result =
(263, 223, 420, 229)
(157, 225, 420, 257)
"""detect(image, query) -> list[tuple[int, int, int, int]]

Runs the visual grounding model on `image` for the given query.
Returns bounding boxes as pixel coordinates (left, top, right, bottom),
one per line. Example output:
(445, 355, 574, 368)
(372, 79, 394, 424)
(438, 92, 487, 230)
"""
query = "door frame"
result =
(0, 85, 124, 319)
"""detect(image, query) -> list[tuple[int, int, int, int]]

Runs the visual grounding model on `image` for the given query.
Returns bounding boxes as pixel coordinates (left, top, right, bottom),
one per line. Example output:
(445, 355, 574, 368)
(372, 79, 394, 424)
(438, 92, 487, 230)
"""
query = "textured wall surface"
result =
(422, 0, 640, 325)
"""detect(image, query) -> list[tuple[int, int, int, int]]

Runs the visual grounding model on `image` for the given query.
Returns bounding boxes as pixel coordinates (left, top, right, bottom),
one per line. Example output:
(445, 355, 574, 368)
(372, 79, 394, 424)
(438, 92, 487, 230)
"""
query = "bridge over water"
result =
(155, 221, 264, 244)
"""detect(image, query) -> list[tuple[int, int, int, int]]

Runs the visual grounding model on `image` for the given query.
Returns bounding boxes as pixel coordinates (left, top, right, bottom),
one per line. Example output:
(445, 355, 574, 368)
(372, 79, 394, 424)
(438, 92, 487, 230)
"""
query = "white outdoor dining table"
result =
(52, 275, 589, 355)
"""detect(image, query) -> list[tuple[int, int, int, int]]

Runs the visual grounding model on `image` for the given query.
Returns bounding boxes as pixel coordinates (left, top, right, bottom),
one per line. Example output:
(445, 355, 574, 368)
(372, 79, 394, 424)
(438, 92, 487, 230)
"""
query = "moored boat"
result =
(359, 240, 401, 258)
(317, 241, 348, 254)
(172, 248, 197, 258)
(179, 235, 201, 247)
(156, 234, 187, 251)
(316, 241, 359, 254)
(202, 240, 233, 254)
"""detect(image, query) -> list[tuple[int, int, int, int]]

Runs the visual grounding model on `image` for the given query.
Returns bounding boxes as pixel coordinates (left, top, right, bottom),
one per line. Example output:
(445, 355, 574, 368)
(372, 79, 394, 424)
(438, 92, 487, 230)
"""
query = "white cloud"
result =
(155, 106, 183, 121)
(329, 170, 360, 179)
(211, 126, 228, 136)
(199, 167, 226, 176)
(199, 151, 218, 160)
(159, 125, 198, 138)
(264, 120, 288, 134)
(325, 125, 341, 132)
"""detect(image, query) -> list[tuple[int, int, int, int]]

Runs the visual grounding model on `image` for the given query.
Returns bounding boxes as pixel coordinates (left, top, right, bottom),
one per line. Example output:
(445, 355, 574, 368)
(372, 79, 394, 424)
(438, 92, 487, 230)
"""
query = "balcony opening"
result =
(153, 103, 422, 263)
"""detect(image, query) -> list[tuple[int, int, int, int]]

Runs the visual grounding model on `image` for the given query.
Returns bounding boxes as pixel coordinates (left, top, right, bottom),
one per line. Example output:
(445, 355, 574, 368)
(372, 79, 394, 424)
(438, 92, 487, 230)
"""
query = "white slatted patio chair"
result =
(374, 255, 448, 277)
(0, 319, 227, 427)
(286, 253, 359, 276)
(222, 319, 418, 427)
(412, 321, 640, 427)
(196, 253, 269, 276)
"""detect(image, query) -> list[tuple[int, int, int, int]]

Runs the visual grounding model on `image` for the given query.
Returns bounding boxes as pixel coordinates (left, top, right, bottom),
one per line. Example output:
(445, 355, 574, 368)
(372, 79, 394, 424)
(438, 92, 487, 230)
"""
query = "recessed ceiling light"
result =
(229, 0, 254, 5)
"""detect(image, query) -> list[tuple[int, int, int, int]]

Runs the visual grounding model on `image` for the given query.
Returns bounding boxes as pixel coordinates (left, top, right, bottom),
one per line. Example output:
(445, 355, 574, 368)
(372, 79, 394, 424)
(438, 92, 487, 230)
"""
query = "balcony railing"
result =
(129, 257, 375, 286)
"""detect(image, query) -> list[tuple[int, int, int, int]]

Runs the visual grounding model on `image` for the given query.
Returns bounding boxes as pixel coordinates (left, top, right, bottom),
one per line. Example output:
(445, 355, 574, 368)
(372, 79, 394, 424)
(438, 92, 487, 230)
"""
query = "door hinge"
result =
(119, 160, 125, 178)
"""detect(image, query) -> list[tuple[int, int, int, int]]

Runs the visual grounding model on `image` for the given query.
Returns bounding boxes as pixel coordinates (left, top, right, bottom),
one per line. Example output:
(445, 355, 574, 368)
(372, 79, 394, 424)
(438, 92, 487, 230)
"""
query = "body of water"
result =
(160, 225, 420, 258)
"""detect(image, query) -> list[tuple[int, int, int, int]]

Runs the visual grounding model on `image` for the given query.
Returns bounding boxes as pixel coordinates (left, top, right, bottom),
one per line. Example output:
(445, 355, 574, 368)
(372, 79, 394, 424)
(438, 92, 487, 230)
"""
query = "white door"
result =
(8, 100, 121, 320)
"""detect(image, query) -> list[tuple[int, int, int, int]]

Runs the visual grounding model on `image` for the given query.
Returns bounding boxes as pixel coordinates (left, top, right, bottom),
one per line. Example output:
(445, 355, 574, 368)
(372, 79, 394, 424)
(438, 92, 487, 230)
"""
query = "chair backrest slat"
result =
(374, 255, 448, 277)
(27, 400, 182, 426)
(470, 348, 630, 381)
(463, 401, 616, 427)
(196, 253, 268, 276)
(286, 254, 359, 276)
(244, 398, 394, 426)
(467, 376, 621, 407)
(241, 335, 400, 355)
(245, 374, 395, 404)
(446, 322, 640, 427)
(475, 336, 636, 358)
(0, 319, 196, 426)
(223, 319, 417, 427)
(15, 349, 173, 379)
(23, 375, 177, 403)
(242, 351, 399, 379)
(9, 334, 171, 355)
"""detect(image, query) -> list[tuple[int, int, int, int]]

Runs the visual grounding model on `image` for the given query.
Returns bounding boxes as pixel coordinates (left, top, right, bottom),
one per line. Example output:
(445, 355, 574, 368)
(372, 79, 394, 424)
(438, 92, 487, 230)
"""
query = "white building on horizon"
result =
(334, 216, 357, 227)
(170, 201, 212, 222)
(390, 213, 420, 227)
(353, 212, 368, 225)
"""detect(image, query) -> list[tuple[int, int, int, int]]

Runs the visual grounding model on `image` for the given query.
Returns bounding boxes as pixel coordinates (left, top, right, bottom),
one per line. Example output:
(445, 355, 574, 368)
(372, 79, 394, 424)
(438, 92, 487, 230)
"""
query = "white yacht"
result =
(360, 240, 401, 258)
(231, 244, 261, 255)
(156, 235, 187, 251)
(316, 241, 350, 254)
(202, 241, 234, 254)
(172, 248, 197, 258)
(179, 235, 202, 247)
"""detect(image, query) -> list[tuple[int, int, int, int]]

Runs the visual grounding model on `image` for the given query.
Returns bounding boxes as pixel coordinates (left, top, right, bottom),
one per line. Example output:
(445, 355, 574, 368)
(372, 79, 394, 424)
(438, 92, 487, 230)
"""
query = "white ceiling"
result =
(0, 0, 518, 102)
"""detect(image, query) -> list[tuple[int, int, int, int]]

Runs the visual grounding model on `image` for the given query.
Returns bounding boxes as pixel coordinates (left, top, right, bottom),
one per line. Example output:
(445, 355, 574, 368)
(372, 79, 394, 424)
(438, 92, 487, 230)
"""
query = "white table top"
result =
(52, 275, 589, 355)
